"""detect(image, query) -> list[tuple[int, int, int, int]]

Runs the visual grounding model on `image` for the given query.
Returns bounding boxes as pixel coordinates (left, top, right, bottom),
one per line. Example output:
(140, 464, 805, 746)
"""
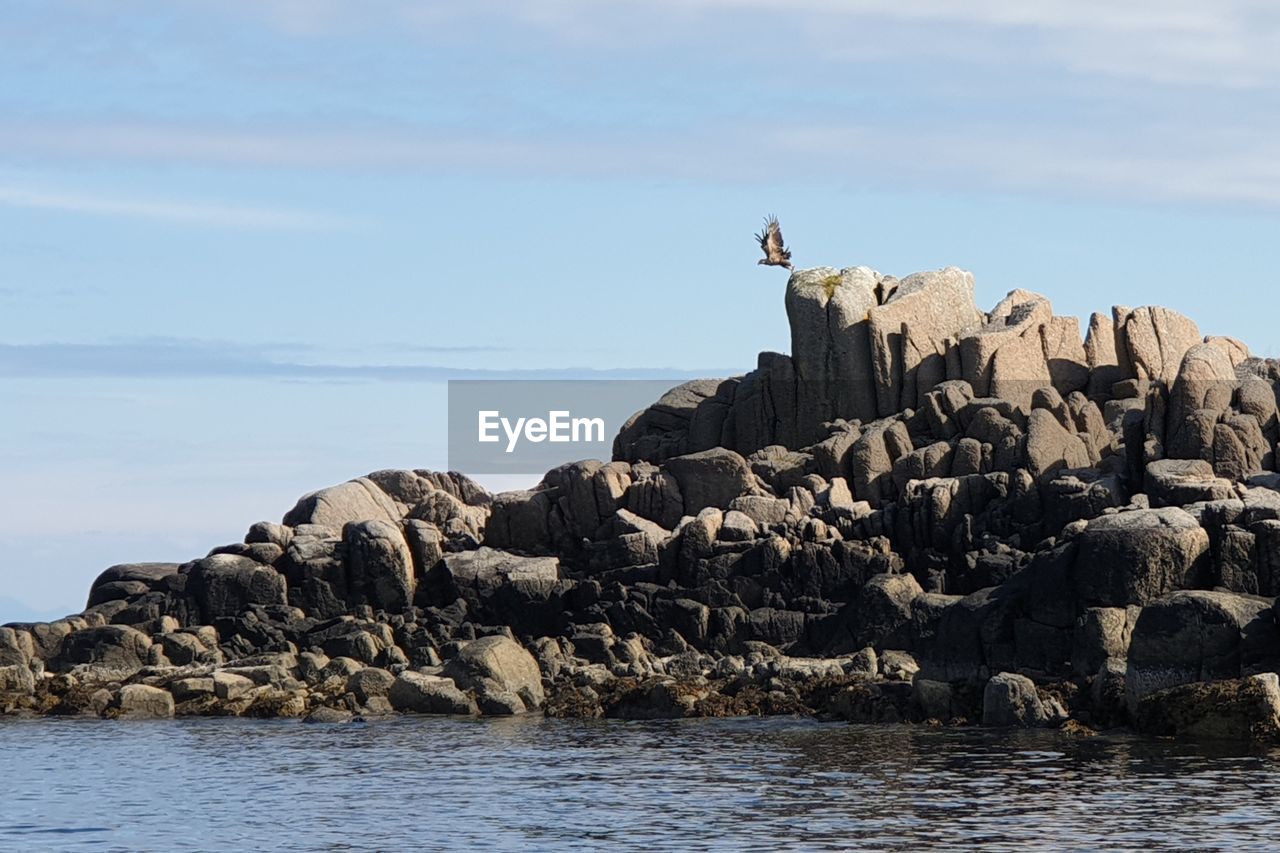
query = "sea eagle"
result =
(755, 215, 793, 271)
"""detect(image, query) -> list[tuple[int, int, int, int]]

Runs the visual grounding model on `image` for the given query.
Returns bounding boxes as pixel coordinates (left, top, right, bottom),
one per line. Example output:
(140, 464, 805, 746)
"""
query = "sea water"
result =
(1, 715, 1278, 851)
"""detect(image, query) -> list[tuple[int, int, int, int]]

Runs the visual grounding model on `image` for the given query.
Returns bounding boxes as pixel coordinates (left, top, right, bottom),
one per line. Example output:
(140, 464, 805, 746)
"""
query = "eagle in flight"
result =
(755, 215, 793, 271)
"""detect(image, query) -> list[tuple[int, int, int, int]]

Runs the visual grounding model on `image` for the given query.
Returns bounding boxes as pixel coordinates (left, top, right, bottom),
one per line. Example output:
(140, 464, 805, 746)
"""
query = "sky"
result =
(3, 0, 1280, 620)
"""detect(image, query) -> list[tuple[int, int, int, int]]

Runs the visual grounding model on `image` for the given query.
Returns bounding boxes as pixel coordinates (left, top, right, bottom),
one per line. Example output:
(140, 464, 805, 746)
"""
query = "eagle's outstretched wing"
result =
(756, 215, 789, 259)
(766, 216, 785, 257)
(754, 220, 770, 253)
(755, 215, 793, 269)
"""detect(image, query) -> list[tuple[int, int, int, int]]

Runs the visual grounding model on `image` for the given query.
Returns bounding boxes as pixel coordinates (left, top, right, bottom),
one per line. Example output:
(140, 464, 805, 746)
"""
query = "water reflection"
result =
(0, 715, 1278, 851)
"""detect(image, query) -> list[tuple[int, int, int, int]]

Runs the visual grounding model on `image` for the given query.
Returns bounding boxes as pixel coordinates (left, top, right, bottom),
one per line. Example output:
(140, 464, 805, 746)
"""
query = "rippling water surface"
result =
(1, 715, 1278, 851)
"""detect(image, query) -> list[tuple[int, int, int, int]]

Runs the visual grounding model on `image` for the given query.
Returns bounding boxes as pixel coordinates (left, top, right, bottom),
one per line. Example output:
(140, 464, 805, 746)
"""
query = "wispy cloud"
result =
(0, 120, 532, 171)
(8, 2, 1280, 213)
(7, 114, 1280, 210)
(0, 183, 347, 230)
(765, 122, 1280, 208)
(222, 0, 1280, 88)
(0, 339, 726, 382)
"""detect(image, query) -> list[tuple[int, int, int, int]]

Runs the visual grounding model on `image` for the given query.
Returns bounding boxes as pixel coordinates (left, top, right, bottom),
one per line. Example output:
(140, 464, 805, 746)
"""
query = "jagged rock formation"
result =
(5, 265, 1280, 740)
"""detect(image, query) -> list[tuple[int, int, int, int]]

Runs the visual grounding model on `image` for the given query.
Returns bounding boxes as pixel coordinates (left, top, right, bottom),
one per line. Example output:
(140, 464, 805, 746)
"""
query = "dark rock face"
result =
(1125, 591, 1280, 709)
(1072, 509, 1210, 607)
(86, 563, 179, 608)
(664, 448, 756, 516)
(343, 520, 415, 612)
(1134, 673, 1280, 741)
(8, 267, 1280, 740)
(186, 555, 288, 623)
(58, 625, 153, 674)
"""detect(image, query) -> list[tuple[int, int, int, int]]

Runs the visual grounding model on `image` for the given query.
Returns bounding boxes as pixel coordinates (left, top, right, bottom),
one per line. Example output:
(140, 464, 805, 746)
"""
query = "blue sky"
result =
(3, 0, 1280, 620)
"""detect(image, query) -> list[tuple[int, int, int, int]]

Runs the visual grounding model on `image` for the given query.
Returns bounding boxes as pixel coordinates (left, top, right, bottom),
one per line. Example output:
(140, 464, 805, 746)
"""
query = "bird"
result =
(755, 215, 793, 271)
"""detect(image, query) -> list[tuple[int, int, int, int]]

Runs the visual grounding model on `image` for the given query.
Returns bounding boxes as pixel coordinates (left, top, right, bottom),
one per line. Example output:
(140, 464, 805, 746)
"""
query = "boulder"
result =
(959, 289, 1053, 406)
(1119, 306, 1201, 386)
(785, 266, 882, 439)
(58, 625, 153, 675)
(868, 267, 983, 416)
(304, 706, 354, 724)
(1042, 315, 1090, 396)
(919, 381, 974, 441)
(965, 406, 1023, 473)
(283, 477, 402, 533)
(430, 548, 559, 611)
(343, 520, 415, 613)
(406, 487, 488, 543)
(607, 508, 671, 548)
(158, 632, 210, 666)
(1238, 378, 1279, 440)
(1144, 459, 1234, 507)
(847, 572, 923, 650)
(0, 655, 34, 694)
(728, 495, 791, 529)
(1072, 508, 1209, 607)
(1025, 408, 1091, 482)
(1125, 590, 1278, 709)
(1071, 606, 1137, 677)
(1166, 343, 1239, 462)
(1134, 673, 1280, 742)
(1214, 415, 1268, 481)
(1084, 311, 1125, 395)
(116, 684, 175, 719)
(730, 355, 798, 454)
(626, 466, 685, 531)
(365, 469, 489, 514)
(912, 678, 956, 721)
(403, 519, 445, 576)
(345, 667, 397, 704)
(981, 672, 1059, 727)
(849, 420, 913, 508)
(246, 521, 293, 549)
(317, 629, 380, 664)
(745, 608, 807, 650)
(187, 554, 288, 623)
(679, 507, 722, 566)
(442, 635, 545, 714)
(213, 671, 257, 701)
(748, 446, 816, 493)
(542, 459, 630, 542)
(718, 510, 758, 543)
(86, 563, 179, 608)
(664, 448, 756, 515)
(880, 649, 921, 681)
(387, 672, 479, 715)
(1042, 470, 1127, 533)
(484, 489, 553, 553)
(613, 379, 726, 463)
(19, 621, 76, 662)
(280, 532, 346, 619)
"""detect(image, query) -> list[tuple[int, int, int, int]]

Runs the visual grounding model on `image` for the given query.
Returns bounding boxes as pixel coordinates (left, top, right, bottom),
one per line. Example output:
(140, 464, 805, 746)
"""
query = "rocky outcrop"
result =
(981, 671, 1065, 728)
(786, 266, 881, 443)
(1072, 508, 1210, 607)
(1124, 590, 1278, 709)
(7, 264, 1280, 742)
(1133, 673, 1280, 741)
(442, 635, 544, 715)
